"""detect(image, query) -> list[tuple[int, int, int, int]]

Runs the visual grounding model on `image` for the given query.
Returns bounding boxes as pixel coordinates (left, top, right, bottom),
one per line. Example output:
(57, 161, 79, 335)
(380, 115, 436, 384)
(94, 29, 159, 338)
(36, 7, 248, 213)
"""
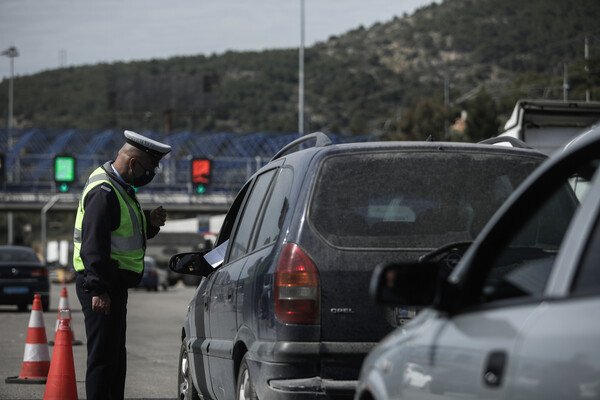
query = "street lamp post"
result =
(2, 46, 19, 152)
(299, 0, 305, 135)
(2, 46, 18, 245)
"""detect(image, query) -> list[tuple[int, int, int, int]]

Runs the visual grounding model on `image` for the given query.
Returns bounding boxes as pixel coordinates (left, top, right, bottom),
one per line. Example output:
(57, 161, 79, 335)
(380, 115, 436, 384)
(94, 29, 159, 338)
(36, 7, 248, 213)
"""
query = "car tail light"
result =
(31, 268, 48, 278)
(274, 243, 320, 324)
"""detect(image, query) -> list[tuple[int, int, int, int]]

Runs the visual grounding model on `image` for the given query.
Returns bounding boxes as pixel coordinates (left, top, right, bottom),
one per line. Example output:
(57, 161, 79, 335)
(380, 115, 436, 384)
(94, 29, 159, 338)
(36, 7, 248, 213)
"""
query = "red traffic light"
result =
(192, 159, 211, 184)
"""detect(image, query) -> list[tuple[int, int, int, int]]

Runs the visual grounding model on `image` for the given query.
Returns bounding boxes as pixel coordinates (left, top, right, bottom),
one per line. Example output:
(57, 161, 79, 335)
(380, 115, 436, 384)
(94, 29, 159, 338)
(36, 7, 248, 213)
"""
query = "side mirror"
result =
(169, 250, 214, 277)
(369, 261, 441, 307)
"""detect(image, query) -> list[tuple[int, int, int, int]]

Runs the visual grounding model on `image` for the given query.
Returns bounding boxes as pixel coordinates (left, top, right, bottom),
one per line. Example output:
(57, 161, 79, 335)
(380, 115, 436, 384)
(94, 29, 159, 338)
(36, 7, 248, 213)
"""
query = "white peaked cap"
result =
(124, 130, 172, 164)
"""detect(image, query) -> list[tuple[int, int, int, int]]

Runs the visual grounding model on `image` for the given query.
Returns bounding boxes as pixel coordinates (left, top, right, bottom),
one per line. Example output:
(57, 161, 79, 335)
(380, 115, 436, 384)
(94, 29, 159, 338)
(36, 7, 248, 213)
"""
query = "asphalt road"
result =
(0, 279, 198, 400)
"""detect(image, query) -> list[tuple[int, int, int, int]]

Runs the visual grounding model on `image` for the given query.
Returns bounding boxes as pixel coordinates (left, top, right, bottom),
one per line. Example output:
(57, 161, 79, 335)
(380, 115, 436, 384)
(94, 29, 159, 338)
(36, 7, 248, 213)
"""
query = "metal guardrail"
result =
(0, 190, 233, 213)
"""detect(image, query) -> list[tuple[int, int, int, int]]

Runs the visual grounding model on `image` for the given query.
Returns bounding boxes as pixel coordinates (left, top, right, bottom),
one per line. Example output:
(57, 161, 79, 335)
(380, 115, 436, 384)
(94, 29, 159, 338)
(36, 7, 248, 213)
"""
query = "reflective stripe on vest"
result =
(73, 164, 146, 273)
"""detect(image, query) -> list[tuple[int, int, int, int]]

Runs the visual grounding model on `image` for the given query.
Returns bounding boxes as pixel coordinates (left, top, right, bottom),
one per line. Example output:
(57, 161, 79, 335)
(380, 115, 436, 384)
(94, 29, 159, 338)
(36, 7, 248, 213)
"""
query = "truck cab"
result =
(499, 99, 600, 155)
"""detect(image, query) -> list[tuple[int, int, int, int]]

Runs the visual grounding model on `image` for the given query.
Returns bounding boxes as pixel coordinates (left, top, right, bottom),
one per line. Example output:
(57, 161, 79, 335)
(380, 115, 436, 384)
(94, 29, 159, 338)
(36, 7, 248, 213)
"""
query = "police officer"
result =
(73, 130, 171, 400)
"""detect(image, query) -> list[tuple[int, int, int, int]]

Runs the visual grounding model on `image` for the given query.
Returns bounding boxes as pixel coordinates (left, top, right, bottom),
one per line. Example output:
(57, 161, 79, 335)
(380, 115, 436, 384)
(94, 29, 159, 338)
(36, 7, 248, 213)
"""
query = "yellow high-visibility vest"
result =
(73, 164, 146, 275)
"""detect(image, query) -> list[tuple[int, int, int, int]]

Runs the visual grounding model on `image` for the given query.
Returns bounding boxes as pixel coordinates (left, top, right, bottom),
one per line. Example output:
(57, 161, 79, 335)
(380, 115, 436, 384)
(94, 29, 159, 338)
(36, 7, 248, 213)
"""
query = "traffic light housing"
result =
(54, 155, 75, 192)
(191, 158, 211, 194)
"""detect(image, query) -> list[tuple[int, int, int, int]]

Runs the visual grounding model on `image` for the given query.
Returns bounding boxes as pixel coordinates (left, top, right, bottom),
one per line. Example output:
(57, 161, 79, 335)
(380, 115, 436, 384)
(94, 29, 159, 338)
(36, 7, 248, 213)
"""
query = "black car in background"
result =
(0, 245, 50, 312)
(170, 133, 547, 400)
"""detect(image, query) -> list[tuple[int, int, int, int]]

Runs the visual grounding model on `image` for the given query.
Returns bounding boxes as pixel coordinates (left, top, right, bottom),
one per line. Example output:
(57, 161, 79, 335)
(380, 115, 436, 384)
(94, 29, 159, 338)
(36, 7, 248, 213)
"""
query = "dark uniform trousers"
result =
(76, 273, 128, 400)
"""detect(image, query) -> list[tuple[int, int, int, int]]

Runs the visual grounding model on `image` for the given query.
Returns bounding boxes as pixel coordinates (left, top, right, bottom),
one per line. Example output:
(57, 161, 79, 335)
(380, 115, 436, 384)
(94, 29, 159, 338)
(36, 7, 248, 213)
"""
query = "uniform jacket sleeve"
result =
(79, 183, 121, 296)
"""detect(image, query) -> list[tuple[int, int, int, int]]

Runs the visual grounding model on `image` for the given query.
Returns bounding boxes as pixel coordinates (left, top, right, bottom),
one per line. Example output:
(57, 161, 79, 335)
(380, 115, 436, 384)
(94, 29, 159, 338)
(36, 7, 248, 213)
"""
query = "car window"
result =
(252, 168, 293, 250)
(571, 212, 600, 296)
(216, 184, 250, 247)
(310, 151, 542, 249)
(0, 248, 40, 263)
(475, 160, 598, 305)
(569, 176, 591, 201)
(228, 169, 277, 262)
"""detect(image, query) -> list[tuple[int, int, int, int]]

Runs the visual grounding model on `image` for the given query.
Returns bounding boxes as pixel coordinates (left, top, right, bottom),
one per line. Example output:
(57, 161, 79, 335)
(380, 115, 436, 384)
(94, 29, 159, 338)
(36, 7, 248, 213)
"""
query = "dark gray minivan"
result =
(170, 133, 546, 400)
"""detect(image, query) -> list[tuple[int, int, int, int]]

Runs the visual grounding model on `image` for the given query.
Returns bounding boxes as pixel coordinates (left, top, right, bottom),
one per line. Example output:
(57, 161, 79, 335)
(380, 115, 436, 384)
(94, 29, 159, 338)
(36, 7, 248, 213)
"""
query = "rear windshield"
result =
(0, 248, 40, 263)
(309, 150, 542, 249)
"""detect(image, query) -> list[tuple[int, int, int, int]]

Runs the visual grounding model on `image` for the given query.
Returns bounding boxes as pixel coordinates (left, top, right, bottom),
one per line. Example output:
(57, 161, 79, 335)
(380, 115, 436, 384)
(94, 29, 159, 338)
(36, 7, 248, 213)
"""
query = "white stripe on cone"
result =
(24, 343, 50, 362)
(29, 309, 45, 328)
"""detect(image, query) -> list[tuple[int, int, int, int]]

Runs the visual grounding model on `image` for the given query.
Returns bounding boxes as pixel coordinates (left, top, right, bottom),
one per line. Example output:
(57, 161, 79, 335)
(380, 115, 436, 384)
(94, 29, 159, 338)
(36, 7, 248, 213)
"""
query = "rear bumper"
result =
(270, 377, 357, 397)
(0, 289, 50, 306)
(247, 341, 376, 400)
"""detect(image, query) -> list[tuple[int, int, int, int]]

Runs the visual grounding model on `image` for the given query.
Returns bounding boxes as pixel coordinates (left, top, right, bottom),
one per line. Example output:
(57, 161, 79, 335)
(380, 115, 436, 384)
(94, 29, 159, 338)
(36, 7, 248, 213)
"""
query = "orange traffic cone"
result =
(43, 310, 78, 400)
(5, 294, 50, 384)
(49, 286, 82, 346)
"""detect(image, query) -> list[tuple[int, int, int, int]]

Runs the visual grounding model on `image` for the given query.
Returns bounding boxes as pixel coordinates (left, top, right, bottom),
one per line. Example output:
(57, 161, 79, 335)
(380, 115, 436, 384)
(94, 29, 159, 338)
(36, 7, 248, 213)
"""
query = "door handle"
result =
(483, 350, 507, 387)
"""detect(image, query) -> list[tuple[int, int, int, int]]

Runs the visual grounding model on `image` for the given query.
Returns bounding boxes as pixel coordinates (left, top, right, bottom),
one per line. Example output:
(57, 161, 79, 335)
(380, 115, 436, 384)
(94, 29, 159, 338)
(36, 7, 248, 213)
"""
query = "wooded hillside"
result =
(1, 0, 599, 141)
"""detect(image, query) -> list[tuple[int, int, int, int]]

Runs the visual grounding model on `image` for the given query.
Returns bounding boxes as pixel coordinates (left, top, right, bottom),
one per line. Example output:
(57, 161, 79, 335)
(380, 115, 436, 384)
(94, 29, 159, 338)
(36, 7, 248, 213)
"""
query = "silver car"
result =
(356, 124, 600, 400)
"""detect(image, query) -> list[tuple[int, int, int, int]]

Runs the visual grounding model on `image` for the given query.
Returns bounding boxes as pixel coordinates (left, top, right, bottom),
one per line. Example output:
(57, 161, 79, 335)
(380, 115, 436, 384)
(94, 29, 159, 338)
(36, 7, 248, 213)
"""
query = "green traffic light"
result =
(196, 184, 206, 194)
(59, 183, 69, 192)
(54, 156, 75, 182)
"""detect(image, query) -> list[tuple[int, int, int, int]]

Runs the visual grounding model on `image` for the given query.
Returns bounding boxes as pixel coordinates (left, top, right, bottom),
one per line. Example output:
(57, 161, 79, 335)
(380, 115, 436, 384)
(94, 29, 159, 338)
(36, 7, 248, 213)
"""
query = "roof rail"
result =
(270, 132, 332, 161)
(478, 136, 533, 149)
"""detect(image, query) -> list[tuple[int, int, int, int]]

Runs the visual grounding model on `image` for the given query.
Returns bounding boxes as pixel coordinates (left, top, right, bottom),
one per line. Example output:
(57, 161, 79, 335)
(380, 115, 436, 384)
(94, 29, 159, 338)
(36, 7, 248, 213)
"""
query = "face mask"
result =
(132, 170, 155, 187)
(131, 161, 156, 187)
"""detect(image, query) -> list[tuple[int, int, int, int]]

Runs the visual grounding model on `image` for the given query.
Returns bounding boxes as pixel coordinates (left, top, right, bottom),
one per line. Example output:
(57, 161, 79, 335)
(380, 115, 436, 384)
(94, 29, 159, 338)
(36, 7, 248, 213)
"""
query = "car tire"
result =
(236, 353, 258, 400)
(178, 339, 200, 400)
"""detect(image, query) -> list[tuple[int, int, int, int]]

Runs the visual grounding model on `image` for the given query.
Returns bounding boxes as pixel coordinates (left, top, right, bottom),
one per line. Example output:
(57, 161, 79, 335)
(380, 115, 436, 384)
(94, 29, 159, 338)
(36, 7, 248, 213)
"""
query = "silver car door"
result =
(414, 152, 595, 399)
(509, 166, 600, 400)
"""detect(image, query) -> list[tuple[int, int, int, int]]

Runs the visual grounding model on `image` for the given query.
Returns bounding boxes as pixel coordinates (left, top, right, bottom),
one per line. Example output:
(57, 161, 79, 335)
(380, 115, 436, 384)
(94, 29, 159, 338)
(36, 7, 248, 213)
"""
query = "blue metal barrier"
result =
(0, 129, 376, 196)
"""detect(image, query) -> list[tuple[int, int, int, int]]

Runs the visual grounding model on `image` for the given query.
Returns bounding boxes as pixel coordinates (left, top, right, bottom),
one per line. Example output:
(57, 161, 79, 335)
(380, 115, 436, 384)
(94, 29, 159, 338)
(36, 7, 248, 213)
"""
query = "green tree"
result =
(465, 91, 500, 142)
(398, 97, 448, 141)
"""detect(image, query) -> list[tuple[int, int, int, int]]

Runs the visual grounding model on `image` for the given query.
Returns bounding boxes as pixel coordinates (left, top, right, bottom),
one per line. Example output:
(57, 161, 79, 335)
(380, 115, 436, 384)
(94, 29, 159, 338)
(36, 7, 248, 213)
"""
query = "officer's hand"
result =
(150, 205, 167, 227)
(92, 293, 111, 315)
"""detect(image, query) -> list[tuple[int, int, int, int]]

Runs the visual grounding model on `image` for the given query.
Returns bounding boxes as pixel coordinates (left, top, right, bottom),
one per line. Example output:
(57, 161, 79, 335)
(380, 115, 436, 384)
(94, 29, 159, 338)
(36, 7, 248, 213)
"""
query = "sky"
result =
(0, 0, 433, 80)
